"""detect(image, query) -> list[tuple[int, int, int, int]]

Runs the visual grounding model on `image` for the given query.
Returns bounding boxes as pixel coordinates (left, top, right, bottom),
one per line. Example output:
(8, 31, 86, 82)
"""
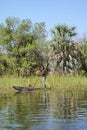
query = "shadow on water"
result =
(0, 88, 87, 130)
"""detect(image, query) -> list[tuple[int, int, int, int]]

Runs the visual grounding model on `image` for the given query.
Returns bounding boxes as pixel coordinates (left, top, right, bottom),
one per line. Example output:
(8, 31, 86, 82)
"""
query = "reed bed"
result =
(47, 75, 87, 88)
(0, 75, 87, 95)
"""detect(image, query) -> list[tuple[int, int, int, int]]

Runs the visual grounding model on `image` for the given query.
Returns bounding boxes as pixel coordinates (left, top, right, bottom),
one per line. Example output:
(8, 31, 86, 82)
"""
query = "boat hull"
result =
(13, 86, 51, 91)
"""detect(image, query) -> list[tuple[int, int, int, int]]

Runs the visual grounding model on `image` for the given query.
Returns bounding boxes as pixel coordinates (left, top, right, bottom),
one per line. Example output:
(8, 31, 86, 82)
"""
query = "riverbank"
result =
(0, 75, 87, 95)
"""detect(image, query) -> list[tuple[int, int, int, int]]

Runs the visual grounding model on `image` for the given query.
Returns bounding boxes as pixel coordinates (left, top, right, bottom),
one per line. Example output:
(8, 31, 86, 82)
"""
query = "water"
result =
(0, 88, 87, 130)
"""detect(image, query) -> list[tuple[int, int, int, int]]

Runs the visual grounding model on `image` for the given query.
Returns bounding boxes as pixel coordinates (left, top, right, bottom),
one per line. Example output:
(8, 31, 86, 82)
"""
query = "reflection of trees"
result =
(59, 90, 77, 119)
(49, 89, 77, 119)
(13, 91, 49, 114)
(77, 89, 87, 108)
(40, 90, 49, 109)
(1, 89, 87, 129)
(12, 91, 49, 130)
(0, 97, 12, 110)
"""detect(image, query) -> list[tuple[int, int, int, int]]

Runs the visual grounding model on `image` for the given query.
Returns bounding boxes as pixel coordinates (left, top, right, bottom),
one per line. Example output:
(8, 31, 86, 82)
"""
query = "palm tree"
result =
(49, 24, 78, 74)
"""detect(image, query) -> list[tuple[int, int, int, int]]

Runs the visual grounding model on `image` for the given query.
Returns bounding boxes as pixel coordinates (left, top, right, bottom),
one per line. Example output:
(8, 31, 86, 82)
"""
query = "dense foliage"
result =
(0, 17, 87, 76)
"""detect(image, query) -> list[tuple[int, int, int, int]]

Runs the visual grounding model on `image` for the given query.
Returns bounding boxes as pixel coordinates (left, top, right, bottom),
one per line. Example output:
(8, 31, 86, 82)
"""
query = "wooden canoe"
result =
(13, 86, 51, 91)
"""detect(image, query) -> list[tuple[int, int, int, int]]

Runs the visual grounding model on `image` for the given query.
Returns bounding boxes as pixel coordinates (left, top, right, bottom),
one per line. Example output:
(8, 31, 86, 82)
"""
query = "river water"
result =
(0, 88, 87, 130)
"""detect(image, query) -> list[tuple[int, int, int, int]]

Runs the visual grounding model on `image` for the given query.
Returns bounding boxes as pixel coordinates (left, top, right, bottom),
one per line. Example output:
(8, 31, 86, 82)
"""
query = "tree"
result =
(0, 17, 47, 76)
(78, 36, 87, 74)
(49, 24, 78, 74)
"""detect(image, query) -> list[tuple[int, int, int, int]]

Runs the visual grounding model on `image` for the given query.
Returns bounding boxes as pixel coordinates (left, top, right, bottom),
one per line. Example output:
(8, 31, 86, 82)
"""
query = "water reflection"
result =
(40, 90, 48, 109)
(0, 89, 87, 130)
(49, 89, 77, 119)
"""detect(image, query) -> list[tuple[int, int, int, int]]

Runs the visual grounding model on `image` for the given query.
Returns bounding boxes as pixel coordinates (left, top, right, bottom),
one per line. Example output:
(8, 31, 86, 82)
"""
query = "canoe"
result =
(13, 86, 51, 91)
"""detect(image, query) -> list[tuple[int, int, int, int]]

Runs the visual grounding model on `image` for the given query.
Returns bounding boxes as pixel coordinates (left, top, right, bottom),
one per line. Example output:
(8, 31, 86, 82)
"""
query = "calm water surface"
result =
(0, 88, 87, 130)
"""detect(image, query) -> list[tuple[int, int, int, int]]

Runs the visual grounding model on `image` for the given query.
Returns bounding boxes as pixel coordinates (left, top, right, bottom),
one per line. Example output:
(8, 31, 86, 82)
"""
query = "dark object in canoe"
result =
(13, 86, 51, 91)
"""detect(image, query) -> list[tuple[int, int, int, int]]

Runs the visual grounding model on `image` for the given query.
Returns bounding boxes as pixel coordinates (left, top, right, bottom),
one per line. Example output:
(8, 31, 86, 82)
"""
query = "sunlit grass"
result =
(0, 75, 87, 95)
(47, 75, 87, 89)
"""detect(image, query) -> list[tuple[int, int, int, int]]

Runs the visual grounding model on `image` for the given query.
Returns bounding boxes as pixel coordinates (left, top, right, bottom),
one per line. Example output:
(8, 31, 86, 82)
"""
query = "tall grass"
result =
(47, 75, 87, 88)
(0, 75, 87, 95)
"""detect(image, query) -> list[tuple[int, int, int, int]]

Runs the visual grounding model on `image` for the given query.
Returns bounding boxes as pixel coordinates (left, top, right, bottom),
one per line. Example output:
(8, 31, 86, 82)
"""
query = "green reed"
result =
(0, 75, 87, 95)
(47, 75, 87, 89)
